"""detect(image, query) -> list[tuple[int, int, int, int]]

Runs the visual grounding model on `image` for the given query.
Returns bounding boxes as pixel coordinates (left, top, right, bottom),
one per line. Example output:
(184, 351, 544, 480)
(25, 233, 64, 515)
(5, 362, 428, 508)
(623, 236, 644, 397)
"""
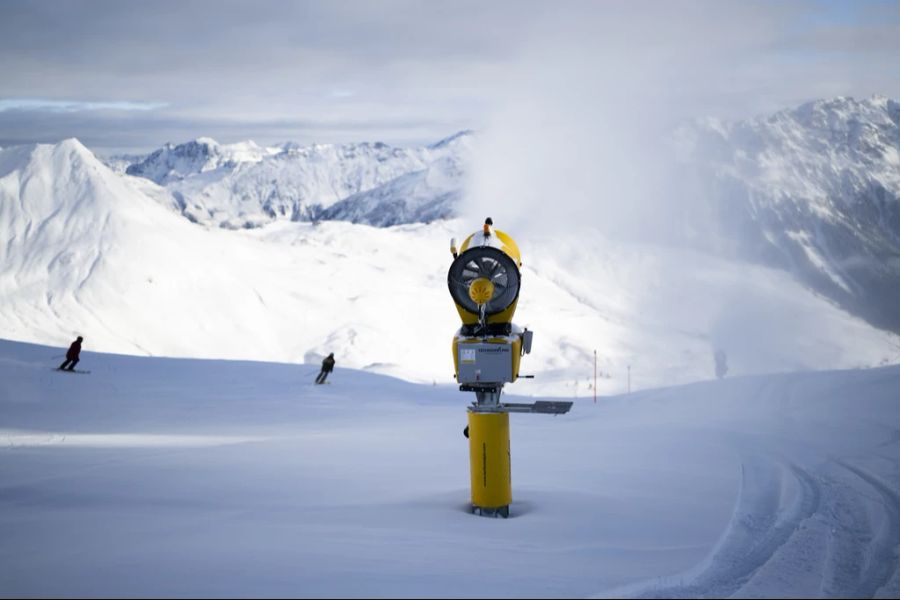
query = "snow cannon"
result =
(448, 220, 531, 387)
(448, 218, 572, 519)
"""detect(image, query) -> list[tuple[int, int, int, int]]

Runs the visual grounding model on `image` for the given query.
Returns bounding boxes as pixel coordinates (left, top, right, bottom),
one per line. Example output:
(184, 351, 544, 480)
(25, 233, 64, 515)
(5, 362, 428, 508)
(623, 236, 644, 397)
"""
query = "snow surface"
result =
(1, 140, 899, 397)
(2, 338, 899, 598)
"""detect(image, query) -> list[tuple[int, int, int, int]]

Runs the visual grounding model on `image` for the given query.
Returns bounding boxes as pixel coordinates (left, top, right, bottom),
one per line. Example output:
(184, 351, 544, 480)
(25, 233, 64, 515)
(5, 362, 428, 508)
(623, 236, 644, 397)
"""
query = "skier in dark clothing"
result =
(59, 336, 83, 371)
(316, 352, 335, 384)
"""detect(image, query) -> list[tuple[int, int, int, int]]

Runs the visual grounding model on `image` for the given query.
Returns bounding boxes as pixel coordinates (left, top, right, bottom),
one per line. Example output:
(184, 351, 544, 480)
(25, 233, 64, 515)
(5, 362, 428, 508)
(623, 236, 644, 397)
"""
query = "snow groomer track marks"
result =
(609, 456, 900, 599)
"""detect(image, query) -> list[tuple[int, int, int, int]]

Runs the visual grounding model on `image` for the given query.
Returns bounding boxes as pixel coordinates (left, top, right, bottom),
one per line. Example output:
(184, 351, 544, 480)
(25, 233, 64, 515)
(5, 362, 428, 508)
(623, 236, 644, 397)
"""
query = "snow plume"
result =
(463, 2, 799, 239)
(461, 2, 895, 376)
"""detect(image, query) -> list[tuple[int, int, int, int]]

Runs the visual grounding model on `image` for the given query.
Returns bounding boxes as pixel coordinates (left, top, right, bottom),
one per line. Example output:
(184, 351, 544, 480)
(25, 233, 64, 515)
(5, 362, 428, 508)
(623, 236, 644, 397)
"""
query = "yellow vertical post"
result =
(467, 411, 511, 514)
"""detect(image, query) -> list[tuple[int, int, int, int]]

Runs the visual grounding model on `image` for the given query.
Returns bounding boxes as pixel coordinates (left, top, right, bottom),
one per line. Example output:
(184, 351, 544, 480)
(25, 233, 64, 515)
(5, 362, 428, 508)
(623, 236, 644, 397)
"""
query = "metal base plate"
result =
(470, 504, 510, 518)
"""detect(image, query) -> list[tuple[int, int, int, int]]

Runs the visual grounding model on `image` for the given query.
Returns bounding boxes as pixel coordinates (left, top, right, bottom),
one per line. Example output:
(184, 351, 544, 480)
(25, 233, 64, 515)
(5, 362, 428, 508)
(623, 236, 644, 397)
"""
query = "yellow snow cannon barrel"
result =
(467, 410, 512, 517)
(447, 228, 523, 327)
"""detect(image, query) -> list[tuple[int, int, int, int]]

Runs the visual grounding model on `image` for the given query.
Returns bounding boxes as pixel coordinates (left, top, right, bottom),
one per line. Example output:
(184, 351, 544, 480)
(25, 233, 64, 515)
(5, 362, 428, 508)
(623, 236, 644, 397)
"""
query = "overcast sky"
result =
(1, 0, 898, 152)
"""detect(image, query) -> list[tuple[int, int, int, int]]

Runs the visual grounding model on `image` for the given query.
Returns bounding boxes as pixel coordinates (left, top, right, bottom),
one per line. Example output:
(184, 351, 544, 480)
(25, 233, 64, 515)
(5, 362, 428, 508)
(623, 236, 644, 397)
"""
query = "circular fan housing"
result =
(448, 246, 521, 316)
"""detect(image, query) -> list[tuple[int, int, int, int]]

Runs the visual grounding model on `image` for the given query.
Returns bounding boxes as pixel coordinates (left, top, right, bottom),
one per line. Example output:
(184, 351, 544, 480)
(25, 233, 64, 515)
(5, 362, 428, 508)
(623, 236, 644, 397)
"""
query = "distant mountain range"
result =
(115, 97, 900, 335)
(1, 97, 898, 389)
(121, 131, 471, 229)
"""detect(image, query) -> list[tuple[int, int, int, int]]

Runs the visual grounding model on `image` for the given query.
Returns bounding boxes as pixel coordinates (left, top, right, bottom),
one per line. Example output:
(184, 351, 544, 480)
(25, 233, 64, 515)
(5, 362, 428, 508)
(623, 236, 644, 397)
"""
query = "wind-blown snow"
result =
(1, 339, 899, 598)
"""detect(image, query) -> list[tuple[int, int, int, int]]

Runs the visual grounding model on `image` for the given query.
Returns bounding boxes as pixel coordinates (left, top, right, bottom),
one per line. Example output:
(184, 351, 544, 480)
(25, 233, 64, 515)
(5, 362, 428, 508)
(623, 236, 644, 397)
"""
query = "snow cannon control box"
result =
(457, 341, 514, 384)
(454, 331, 534, 388)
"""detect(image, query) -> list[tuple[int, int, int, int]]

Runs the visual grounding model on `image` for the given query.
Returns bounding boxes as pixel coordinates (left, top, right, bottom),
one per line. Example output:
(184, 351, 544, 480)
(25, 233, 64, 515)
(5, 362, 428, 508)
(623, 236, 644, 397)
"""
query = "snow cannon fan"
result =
(448, 241, 521, 332)
(447, 218, 572, 519)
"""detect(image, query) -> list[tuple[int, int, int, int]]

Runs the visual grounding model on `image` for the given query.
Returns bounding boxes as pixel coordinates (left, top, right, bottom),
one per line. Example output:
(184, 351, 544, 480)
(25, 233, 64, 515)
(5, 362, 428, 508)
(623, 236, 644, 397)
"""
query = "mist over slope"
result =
(2, 132, 899, 395)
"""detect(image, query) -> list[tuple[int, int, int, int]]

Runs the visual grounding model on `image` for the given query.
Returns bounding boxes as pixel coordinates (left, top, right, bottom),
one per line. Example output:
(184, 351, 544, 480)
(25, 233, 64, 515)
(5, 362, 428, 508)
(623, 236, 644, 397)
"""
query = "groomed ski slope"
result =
(1, 338, 899, 598)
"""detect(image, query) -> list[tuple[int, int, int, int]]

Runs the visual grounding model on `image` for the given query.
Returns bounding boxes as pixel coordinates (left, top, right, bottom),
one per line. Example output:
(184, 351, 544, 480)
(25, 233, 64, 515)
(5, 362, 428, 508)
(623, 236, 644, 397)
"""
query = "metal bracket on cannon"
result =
(500, 401, 573, 415)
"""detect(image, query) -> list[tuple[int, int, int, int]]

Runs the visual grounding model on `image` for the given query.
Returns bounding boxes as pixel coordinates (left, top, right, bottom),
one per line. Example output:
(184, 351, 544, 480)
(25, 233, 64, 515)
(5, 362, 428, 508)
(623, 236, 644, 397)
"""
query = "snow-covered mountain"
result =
(125, 137, 278, 183)
(118, 98, 900, 339)
(99, 152, 150, 174)
(676, 95, 900, 334)
(1, 137, 898, 395)
(318, 153, 464, 226)
(124, 132, 471, 229)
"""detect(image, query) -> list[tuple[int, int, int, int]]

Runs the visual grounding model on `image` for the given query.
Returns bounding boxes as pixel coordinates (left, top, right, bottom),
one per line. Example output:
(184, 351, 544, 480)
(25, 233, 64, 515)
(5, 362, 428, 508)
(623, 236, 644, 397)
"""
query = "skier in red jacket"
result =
(59, 336, 83, 371)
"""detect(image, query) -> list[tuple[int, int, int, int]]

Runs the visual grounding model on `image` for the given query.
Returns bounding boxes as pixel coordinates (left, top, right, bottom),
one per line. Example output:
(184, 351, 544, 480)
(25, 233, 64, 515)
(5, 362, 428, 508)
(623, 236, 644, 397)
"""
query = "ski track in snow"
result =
(614, 458, 819, 599)
(835, 462, 900, 598)
(593, 363, 900, 600)
(875, 428, 900, 450)
(597, 453, 900, 599)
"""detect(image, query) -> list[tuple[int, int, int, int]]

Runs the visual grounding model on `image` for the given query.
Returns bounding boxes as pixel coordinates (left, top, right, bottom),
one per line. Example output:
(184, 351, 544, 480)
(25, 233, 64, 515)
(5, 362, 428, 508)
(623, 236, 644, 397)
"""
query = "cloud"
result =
(460, 1, 900, 238)
(0, 1, 898, 149)
(0, 99, 168, 113)
(453, 1, 900, 379)
(0, 108, 454, 152)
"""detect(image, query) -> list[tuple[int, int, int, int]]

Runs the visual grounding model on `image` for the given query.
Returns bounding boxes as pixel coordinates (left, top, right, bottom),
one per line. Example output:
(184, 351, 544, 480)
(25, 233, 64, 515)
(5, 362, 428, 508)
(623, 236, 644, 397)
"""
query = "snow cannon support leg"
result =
(467, 410, 511, 518)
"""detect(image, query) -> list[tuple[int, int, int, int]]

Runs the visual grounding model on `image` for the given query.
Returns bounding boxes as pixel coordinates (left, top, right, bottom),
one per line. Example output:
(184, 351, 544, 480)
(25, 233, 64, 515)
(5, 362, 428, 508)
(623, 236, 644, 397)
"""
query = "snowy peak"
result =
(428, 129, 475, 150)
(771, 95, 900, 163)
(0, 137, 175, 240)
(0, 138, 160, 299)
(54, 136, 94, 158)
(684, 95, 900, 200)
(126, 138, 222, 183)
(791, 95, 900, 130)
(0, 138, 119, 209)
(125, 137, 276, 184)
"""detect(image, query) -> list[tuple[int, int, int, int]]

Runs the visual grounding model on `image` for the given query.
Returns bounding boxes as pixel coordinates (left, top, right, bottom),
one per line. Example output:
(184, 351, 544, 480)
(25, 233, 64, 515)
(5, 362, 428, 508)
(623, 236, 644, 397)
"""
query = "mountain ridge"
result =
(675, 94, 900, 333)
(1, 98, 899, 392)
(122, 132, 472, 229)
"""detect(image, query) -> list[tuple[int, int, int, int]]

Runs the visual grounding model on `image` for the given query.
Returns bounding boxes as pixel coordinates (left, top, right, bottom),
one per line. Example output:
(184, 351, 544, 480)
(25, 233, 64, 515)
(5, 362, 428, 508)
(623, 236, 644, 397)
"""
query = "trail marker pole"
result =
(593, 350, 597, 404)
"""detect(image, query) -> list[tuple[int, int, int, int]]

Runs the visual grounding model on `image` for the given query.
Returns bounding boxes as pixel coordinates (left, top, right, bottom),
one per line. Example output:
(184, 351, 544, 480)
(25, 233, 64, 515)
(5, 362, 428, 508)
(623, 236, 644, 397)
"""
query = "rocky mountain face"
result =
(675, 96, 900, 334)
